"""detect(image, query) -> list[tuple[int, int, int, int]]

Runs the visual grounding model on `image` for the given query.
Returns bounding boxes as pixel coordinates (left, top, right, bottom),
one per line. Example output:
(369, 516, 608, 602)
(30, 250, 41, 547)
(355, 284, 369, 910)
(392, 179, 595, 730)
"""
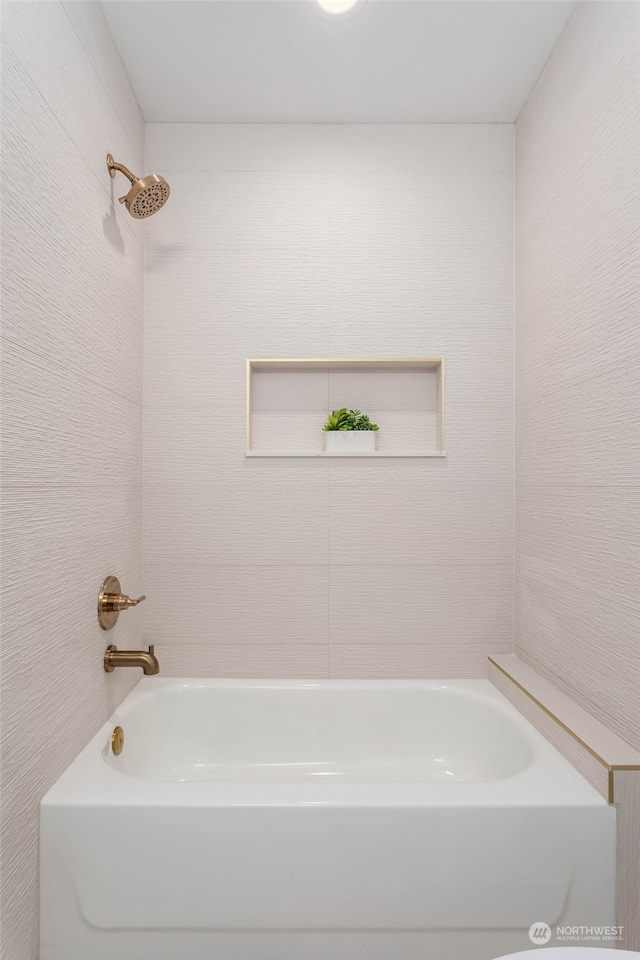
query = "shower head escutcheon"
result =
(106, 154, 170, 219)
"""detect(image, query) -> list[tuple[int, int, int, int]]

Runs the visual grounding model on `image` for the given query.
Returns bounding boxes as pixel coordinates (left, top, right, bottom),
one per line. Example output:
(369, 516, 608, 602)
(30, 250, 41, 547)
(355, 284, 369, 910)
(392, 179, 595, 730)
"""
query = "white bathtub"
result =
(40, 679, 615, 960)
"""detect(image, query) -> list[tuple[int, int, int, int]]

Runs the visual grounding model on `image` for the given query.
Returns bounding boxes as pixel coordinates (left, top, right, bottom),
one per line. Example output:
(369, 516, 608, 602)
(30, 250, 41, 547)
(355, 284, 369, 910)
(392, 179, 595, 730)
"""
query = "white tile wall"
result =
(515, 1, 640, 751)
(0, 4, 144, 957)
(329, 564, 513, 646)
(144, 123, 515, 677)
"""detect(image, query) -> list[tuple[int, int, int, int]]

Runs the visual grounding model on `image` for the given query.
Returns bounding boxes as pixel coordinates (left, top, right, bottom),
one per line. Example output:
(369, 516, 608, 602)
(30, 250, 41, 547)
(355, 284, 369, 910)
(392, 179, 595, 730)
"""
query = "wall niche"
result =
(246, 358, 445, 457)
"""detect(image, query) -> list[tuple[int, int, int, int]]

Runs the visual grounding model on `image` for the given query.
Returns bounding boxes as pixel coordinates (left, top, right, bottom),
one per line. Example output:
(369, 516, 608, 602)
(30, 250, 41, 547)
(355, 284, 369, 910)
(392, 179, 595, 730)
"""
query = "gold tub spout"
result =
(104, 644, 160, 676)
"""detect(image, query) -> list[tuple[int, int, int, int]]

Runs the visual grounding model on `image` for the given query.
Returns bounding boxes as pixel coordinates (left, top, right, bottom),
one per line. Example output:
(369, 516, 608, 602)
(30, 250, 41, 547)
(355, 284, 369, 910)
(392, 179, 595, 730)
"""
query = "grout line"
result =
(143, 121, 517, 127)
(327, 126, 333, 680)
(511, 121, 517, 662)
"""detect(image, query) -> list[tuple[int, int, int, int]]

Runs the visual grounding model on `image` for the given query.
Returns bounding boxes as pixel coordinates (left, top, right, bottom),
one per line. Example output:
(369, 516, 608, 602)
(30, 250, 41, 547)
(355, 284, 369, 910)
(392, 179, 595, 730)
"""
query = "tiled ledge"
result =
(488, 654, 640, 803)
(488, 654, 640, 951)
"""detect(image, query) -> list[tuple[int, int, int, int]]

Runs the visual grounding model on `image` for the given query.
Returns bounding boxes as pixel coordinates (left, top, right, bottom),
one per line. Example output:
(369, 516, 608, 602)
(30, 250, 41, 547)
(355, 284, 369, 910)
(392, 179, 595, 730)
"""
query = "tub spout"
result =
(104, 644, 160, 675)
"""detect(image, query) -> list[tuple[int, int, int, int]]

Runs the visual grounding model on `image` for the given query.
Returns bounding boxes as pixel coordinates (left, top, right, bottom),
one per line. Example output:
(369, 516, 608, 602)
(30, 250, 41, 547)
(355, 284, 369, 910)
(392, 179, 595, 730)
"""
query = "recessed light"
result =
(316, 0, 361, 15)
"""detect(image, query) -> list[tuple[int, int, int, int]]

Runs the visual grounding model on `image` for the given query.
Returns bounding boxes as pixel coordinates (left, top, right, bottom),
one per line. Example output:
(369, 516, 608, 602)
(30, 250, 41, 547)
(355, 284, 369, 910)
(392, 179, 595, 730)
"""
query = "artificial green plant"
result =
(323, 409, 379, 432)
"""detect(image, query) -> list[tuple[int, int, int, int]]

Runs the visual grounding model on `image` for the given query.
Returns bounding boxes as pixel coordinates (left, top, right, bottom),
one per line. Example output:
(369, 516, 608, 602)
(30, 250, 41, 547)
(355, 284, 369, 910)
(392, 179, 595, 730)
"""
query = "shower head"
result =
(106, 154, 170, 219)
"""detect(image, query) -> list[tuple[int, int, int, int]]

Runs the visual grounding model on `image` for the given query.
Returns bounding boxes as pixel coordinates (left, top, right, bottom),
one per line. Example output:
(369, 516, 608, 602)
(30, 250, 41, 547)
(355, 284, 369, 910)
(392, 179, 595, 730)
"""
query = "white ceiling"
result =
(102, 0, 576, 124)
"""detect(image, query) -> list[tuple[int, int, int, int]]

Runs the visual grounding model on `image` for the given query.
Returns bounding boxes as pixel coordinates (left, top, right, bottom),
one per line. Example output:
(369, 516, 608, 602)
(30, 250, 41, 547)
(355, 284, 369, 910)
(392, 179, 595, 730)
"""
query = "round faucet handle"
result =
(98, 577, 146, 629)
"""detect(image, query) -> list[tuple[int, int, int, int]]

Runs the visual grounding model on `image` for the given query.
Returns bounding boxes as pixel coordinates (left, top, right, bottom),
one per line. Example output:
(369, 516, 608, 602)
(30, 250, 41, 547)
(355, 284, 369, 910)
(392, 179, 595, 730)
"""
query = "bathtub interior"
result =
(105, 681, 535, 782)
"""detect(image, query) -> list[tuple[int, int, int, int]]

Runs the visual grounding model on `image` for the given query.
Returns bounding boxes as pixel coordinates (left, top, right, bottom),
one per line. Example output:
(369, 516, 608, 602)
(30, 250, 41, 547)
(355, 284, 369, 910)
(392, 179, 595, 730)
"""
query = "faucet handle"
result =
(98, 576, 146, 630)
(120, 594, 146, 608)
(110, 592, 145, 611)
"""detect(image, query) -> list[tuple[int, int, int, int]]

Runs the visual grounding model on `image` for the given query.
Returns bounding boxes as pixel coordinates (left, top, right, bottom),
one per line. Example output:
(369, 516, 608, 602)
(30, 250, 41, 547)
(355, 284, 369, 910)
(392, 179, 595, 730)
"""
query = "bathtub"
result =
(40, 679, 615, 960)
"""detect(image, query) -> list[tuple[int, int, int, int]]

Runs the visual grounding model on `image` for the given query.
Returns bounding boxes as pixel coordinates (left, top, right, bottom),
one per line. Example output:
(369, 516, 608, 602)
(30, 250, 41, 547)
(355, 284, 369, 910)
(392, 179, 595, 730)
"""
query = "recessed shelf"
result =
(246, 450, 447, 458)
(246, 358, 445, 459)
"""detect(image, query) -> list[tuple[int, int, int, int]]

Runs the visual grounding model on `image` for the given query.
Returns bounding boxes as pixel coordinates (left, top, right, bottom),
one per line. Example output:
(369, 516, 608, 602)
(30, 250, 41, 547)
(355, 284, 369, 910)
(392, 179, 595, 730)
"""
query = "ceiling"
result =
(102, 0, 576, 124)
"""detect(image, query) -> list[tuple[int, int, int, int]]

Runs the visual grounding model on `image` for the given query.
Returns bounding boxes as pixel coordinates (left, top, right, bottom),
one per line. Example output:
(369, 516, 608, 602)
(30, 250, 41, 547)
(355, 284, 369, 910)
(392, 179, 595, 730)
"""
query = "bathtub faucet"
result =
(104, 644, 160, 676)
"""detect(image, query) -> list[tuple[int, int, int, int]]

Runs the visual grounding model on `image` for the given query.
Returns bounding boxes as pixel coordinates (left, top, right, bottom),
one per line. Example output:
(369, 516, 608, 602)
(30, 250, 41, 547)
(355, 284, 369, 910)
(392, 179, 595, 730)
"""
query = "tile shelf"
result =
(246, 358, 445, 458)
(246, 450, 447, 458)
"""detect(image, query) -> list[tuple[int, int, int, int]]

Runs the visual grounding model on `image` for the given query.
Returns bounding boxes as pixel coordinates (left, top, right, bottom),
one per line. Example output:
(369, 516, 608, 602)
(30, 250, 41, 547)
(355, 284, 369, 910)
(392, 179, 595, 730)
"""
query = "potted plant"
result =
(322, 408, 379, 453)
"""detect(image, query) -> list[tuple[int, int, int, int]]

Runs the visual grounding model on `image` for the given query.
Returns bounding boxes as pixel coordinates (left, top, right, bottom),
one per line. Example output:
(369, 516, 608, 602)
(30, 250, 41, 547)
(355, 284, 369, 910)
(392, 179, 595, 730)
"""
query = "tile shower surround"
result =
(515, 0, 640, 752)
(143, 122, 515, 678)
(1, 3, 144, 957)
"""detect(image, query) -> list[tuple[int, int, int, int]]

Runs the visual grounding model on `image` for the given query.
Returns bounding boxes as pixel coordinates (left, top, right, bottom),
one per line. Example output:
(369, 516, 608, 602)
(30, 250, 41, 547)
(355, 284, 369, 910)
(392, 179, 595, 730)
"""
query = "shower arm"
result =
(107, 154, 140, 205)
(107, 154, 137, 183)
(110, 161, 136, 181)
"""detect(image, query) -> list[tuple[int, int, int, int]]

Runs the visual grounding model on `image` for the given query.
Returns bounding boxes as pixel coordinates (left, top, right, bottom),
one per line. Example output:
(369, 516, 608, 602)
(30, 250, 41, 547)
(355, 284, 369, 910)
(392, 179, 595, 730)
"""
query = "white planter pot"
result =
(324, 431, 377, 453)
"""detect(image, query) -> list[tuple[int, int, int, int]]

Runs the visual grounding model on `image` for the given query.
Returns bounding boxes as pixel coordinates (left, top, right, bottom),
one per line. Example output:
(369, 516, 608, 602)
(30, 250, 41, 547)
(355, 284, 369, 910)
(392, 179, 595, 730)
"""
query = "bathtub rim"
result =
(41, 678, 609, 809)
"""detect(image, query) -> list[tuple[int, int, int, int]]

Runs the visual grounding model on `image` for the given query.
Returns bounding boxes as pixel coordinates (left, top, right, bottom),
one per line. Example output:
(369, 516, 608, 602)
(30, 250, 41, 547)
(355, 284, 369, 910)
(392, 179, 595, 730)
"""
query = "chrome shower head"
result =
(106, 154, 170, 219)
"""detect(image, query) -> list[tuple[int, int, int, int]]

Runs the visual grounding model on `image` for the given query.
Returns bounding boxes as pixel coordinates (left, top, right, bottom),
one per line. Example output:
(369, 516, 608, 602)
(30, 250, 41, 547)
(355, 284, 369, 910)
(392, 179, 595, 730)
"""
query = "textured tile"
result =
(144, 400, 329, 481)
(517, 484, 640, 596)
(328, 124, 514, 176)
(330, 172, 512, 247)
(60, 1, 145, 153)
(514, 10, 640, 942)
(329, 478, 513, 565)
(143, 563, 329, 648)
(2, 347, 142, 484)
(516, 366, 640, 485)
(252, 370, 329, 411)
(1, 1, 143, 203)
(515, 0, 640, 754)
(144, 122, 514, 685)
(159, 643, 329, 679)
(327, 254, 514, 360)
(1, 55, 144, 401)
(146, 122, 332, 173)
(147, 171, 332, 249)
(0, 4, 144, 957)
(1, 484, 143, 711)
(516, 554, 640, 743)
(144, 335, 250, 406)
(143, 245, 332, 343)
(329, 564, 513, 644)
(329, 643, 510, 679)
(328, 370, 437, 412)
(614, 770, 640, 951)
(143, 259, 331, 406)
(252, 412, 330, 452)
(144, 476, 329, 565)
